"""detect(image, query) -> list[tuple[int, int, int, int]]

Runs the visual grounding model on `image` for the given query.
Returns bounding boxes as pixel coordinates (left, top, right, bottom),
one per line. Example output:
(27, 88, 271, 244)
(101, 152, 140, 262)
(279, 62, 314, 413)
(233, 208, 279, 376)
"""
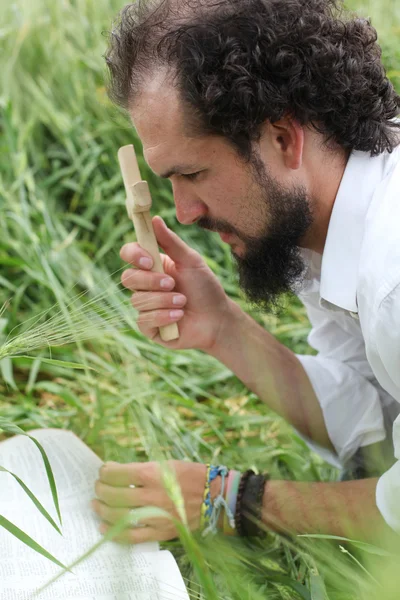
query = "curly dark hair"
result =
(104, 0, 400, 159)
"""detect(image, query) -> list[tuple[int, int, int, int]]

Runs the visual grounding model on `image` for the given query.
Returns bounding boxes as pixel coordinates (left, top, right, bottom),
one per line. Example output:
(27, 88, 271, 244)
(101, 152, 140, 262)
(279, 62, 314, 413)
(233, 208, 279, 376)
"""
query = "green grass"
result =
(1, 0, 400, 598)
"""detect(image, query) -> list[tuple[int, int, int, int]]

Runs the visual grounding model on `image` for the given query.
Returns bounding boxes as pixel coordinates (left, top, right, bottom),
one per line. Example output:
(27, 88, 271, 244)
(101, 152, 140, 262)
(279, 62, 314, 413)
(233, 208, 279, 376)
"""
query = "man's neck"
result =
(301, 148, 350, 255)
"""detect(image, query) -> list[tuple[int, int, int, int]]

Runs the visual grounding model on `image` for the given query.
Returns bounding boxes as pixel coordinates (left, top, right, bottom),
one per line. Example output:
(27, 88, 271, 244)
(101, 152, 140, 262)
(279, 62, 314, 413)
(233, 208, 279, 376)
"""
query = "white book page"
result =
(0, 429, 192, 599)
(1, 550, 190, 600)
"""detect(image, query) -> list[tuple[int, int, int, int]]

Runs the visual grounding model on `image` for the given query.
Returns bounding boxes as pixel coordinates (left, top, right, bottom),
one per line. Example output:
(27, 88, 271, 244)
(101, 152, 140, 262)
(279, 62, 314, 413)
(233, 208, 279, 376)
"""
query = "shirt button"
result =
(349, 311, 359, 320)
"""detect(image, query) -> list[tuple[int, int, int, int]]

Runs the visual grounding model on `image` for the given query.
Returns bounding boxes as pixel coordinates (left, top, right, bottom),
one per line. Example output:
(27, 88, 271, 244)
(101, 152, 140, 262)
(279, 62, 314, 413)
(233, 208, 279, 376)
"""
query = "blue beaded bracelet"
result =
(201, 465, 235, 537)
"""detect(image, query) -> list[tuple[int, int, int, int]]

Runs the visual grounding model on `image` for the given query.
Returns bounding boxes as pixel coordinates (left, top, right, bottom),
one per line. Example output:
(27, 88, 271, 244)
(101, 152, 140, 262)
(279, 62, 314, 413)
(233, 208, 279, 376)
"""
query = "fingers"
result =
(99, 461, 174, 489)
(91, 499, 129, 524)
(130, 291, 187, 312)
(93, 460, 194, 543)
(152, 217, 203, 268)
(99, 461, 146, 487)
(120, 242, 158, 270)
(92, 501, 177, 542)
(91, 499, 154, 528)
(120, 271, 186, 334)
(95, 480, 151, 508)
(92, 500, 172, 530)
(137, 309, 184, 336)
(120, 217, 203, 270)
(99, 521, 175, 543)
(121, 269, 175, 293)
(120, 271, 185, 334)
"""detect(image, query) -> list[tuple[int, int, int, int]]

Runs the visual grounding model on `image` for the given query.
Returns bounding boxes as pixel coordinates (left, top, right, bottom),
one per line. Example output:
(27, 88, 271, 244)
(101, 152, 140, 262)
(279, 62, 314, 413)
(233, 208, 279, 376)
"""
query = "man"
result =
(92, 0, 400, 543)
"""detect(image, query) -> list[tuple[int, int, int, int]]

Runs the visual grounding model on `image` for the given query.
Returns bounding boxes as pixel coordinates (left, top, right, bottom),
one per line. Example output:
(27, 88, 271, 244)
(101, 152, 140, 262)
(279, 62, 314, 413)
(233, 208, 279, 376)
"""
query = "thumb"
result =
(153, 216, 203, 268)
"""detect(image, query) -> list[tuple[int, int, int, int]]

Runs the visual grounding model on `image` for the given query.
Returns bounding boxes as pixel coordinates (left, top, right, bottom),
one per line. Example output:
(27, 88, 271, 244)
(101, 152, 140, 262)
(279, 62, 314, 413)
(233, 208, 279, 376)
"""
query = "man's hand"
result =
(92, 460, 222, 543)
(120, 216, 234, 352)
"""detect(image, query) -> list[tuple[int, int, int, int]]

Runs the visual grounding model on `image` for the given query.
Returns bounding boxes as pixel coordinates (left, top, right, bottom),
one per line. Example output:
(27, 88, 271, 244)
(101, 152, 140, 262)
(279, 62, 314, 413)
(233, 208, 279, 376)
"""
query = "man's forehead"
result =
(130, 77, 207, 172)
(130, 76, 185, 146)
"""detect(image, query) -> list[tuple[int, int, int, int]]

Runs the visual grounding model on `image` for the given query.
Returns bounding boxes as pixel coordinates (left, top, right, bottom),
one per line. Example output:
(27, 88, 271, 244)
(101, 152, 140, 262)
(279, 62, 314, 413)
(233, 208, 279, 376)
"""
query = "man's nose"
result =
(173, 186, 207, 225)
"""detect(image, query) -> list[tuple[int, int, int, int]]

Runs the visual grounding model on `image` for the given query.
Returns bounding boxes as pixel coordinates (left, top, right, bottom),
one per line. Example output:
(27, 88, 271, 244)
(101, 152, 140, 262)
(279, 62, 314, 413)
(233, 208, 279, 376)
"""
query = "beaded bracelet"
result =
(223, 469, 241, 535)
(200, 463, 212, 531)
(200, 465, 235, 537)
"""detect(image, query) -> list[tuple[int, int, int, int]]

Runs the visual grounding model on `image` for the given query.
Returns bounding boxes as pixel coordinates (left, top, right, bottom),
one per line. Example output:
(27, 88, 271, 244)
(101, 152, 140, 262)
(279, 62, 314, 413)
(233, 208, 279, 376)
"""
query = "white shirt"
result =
(295, 144, 400, 532)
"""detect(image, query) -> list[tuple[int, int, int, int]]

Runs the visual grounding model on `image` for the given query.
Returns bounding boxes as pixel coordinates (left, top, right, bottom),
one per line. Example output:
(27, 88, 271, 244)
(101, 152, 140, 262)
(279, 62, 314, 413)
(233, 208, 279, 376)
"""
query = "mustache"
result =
(197, 216, 239, 237)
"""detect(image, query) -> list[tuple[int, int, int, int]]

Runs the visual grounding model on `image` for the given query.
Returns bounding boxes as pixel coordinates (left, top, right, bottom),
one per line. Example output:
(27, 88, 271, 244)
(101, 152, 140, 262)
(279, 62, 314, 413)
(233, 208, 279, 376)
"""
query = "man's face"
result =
(131, 80, 313, 310)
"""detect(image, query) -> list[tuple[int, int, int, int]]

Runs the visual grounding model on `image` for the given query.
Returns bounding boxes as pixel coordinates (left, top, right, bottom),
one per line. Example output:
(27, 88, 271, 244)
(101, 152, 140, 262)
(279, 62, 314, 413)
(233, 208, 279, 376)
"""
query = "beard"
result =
(198, 157, 313, 313)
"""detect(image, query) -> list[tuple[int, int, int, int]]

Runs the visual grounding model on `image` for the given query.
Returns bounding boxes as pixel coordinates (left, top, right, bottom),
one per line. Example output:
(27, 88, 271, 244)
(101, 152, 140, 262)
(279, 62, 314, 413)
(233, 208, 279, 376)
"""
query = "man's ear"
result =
(266, 117, 305, 170)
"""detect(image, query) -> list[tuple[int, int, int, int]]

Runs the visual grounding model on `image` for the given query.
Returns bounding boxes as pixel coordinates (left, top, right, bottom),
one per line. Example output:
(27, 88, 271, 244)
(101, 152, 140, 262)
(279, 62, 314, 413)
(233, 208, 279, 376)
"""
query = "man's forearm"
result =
(209, 299, 334, 451)
(262, 478, 396, 543)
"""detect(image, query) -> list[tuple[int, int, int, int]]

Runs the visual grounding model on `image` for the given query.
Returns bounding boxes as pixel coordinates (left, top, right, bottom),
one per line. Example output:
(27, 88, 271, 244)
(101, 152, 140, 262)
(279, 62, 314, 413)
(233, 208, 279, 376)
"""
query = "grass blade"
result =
(0, 357, 17, 390)
(0, 515, 67, 570)
(0, 418, 25, 436)
(11, 356, 94, 370)
(0, 419, 62, 525)
(310, 573, 328, 600)
(298, 534, 395, 557)
(0, 466, 62, 534)
(28, 436, 62, 525)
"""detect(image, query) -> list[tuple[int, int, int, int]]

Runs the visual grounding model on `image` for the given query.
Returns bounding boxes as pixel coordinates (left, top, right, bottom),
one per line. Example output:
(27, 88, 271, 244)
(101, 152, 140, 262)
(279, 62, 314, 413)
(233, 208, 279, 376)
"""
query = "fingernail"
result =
(160, 277, 174, 289)
(172, 295, 185, 306)
(139, 257, 153, 269)
(170, 309, 184, 319)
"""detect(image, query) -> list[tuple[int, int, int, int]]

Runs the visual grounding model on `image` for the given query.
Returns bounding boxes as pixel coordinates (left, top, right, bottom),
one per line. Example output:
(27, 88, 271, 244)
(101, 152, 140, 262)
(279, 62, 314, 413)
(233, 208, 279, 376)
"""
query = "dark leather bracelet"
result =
(237, 472, 270, 537)
(234, 469, 255, 536)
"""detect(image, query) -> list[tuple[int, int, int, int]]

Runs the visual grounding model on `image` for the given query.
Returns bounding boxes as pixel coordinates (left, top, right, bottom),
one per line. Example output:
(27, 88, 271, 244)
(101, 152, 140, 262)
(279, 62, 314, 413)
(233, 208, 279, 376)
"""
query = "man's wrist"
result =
(207, 298, 247, 361)
(210, 474, 222, 503)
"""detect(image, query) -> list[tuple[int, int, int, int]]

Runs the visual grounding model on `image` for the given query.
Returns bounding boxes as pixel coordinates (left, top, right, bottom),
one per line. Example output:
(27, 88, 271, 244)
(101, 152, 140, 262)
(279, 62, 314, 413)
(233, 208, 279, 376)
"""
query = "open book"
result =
(0, 428, 190, 600)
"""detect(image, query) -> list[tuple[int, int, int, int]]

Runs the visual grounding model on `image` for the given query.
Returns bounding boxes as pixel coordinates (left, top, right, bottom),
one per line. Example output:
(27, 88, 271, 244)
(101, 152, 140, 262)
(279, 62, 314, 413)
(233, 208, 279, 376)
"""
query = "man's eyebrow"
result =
(158, 165, 199, 179)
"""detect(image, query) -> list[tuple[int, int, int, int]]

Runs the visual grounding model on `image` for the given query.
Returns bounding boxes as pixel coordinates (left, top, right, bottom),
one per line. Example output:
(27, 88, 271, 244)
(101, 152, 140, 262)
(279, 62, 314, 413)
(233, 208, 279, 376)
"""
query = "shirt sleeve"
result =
(295, 299, 386, 468)
(372, 284, 400, 532)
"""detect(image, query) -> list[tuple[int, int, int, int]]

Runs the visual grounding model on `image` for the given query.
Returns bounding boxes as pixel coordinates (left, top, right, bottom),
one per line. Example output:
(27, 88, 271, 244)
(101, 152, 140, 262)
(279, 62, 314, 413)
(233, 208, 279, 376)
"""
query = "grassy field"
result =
(1, 0, 400, 598)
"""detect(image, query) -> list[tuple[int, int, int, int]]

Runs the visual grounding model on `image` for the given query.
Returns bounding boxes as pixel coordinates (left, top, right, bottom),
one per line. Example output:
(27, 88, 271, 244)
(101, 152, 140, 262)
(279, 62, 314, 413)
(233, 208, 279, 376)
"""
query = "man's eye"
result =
(183, 171, 201, 181)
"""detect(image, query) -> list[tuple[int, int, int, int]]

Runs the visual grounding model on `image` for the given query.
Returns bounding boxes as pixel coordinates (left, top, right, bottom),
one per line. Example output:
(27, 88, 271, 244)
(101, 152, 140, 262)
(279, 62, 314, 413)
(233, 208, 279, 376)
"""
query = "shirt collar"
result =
(319, 150, 387, 314)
